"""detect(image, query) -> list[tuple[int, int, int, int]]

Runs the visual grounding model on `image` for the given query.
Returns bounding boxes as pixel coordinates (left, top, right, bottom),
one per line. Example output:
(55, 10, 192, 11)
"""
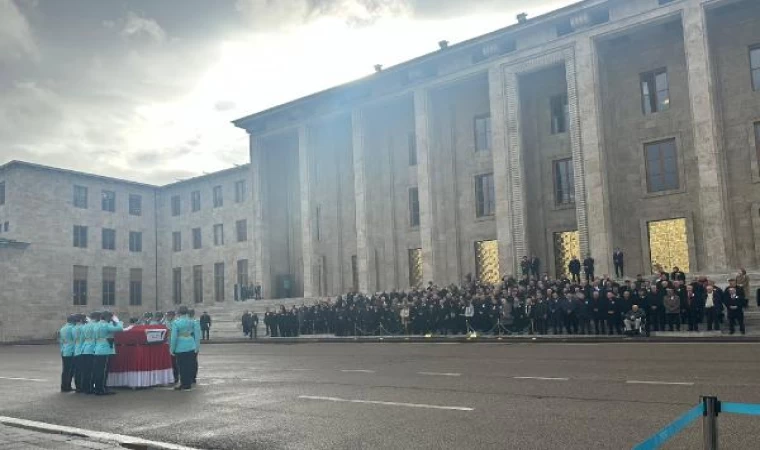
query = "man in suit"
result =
(703, 284, 722, 332)
(725, 287, 747, 335)
(684, 284, 703, 332)
(250, 313, 259, 339)
(568, 256, 581, 284)
(583, 255, 595, 282)
(200, 312, 211, 340)
(613, 248, 624, 279)
(530, 255, 541, 280)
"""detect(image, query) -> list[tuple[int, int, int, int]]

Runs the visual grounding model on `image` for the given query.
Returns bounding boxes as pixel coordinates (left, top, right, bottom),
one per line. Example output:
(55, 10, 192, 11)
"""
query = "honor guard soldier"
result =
(73, 314, 86, 393)
(92, 311, 123, 395)
(151, 312, 164, 325)
(59, 315, 76, 392)
(189, 309, 201, 384)
(170, 306, 198, 390)
(81, 311, 100, 394)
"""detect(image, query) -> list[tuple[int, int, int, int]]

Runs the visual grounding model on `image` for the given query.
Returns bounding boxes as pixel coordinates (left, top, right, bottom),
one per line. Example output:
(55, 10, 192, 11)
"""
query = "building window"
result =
(173, 267, 182, 305)
(235, 180, 246, 203)
(553, 159, 575, 205)
(102, 267, 116, 306)
(645, 139, 679, 192)
(213, 185, 223, 208)
(129, 231, 143, 252)
(474, 114, 492, 152)
(0, 181, 5, 205)
(316, 205, 321, 242)
(475, 173, 495, 217)
(749, 45, 760, 92)
(213, 224, 224, 246)
(191, 190, 201, 212)
(102, 190, 116, 212)
(237, 259, 249, 290)
(129, 268, 142, 306)
(73, 185, 88, 209)
(73, 225, 88, 248)
(172, 231, 182, 252)
(236, 219, 248, 242)
(408, 187, 420, 227)
(102, 228, 116, 250)
(640, 68, 670, 114)
(171, 195, 181, 216)
(408, 132, 417, 166)
(193, 265, 203, 303)
(550, 94, 569, 134)
(214, 262, 225, 302)
(73, 265, 88, 305)
(192, 227, 202, 249)
(129, 194, 142, 216)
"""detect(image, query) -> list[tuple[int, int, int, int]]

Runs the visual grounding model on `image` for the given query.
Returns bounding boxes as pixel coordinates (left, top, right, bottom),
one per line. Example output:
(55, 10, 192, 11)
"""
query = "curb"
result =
(192, 335, 760, 344)
(0, 416, 199, 450)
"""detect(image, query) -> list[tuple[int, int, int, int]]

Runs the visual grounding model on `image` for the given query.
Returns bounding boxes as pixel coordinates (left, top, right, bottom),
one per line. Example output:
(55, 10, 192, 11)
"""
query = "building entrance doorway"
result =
(647, 218, 689, 274)
(553, 231, 579, 279)
(475, 240, 500, 284)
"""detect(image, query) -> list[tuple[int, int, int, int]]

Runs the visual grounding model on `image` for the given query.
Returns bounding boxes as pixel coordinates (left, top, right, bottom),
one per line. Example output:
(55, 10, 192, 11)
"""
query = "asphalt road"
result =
(0, 342, 759, 450)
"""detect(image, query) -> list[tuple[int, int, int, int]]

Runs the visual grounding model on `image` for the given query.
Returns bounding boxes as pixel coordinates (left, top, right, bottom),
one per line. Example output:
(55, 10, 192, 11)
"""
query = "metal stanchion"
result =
(702, 396, 720, 450)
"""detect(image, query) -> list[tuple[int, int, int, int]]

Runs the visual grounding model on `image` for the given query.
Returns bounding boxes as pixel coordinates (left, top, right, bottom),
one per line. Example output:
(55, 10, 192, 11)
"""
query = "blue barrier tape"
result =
(632, 404, 702, 450)
(721, 402, 760, 416)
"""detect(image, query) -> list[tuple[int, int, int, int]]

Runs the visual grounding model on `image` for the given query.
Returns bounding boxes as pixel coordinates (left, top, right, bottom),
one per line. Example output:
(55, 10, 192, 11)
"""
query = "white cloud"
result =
(0, 0, 37, 62)
(120, 11, 167, 43)
(235, 0, 410, 29)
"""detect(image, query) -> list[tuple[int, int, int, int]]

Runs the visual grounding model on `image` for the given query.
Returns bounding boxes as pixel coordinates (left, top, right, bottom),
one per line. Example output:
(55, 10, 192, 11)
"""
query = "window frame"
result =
(173, 267, 182, 305)
(643, 138, 680, 194)
(172, 231, 182, 252)
(191, 190, 201, 212)
(750, 45, 760, 92)
(408, 187, 420, 228)
(473, 114, 493, 152)
(102, 228, 116, 250)
(129, 231, 143, 252)
(129, 268, 142, 306)
(213, 185, 224, 208)
(101, 190, 116, 212)
(73, 185, 88, 209)
(128, 194, 142, 216)
(235, 180, 246, 203)
(73, 225, 88, 248)
(102, 267, 116, 306)
(640, 68, 670, 115)
(550, 94, 569, 135)
(236, 219, 248, 242)
(73, 265, 88, 306)
(214, 262, 225, 302)
(171, 195, 181, 216)
(552, 158, 575, 206)
(192, 227, 202, 249)
(193, 265, 203, 304)
(0, 181, 5, 205)
(474, 173, 496, 218)
(213, 223, 224, 246)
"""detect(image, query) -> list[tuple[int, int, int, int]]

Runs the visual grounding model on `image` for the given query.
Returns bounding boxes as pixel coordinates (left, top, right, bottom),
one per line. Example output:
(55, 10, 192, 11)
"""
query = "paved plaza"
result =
(0, 342, 759, 449)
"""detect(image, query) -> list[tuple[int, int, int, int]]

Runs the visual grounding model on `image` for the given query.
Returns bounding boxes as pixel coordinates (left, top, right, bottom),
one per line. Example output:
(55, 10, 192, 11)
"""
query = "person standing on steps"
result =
(200, 311, 211, 340)
(613, 248, 624, 279)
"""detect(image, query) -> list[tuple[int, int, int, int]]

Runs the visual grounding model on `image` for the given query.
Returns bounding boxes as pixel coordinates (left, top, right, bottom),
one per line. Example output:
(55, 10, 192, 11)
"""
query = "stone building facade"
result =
(233, 0, 760, 298)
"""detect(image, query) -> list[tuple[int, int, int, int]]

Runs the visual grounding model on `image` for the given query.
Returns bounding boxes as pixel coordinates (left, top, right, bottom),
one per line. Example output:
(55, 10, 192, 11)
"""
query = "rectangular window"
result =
(213, 185, 223, 208)
(751, 46, 760, 91)
(553, 159, 575, 205)
(0, 181, 5, 205)
(171, 195, 181, 216)
(408, 132, 417, 166)
(102, 267, 116, 306)
(474, 114, 492, 152)
(173, 267, 182, 305)
(645, 139, 679, 193)
(73, 225, 88, 248)
(550, 94, 569, 134)
(192, 227, 202, 249)
(101, 190, 116, 212)
(129, 194, 142, 216)
(129, 231, 143, 252)
(641, 68, 670, 114)
(102, 228, 116, 250)
(237, 259, 249, 288)
(193, 265, 203, 303)
(214, 262, 225, 302)
(73, 265, 88, 306)
(408, 187, 420, 227)
(73, 185, 88, 209)
(213, 223, 224, 246)
(129, 268, 142, 306)
(236, 219, 248, 242)
(172, 231, 182, 252)
(475, 173, 496, 217)
(191, 190, 201, 212)
(235, 180, 246, 203)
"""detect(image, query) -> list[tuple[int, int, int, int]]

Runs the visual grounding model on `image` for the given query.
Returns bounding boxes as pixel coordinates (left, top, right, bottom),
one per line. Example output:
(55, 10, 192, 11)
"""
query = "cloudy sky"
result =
(0, 0, 574, 185)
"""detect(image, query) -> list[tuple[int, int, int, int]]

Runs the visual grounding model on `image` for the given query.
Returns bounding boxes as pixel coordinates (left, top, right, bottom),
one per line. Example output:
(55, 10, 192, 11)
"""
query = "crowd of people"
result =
(58, 306, 206, 394)
(255, 268, 752, 338)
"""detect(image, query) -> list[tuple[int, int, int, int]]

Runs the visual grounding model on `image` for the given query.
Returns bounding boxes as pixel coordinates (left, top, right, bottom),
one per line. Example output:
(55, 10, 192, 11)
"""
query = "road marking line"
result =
(513, 376, 569, 381)
(340, 369, 376, 373)
(626, 380, 694, 386)
(0, 376, 48, 382)
(417, 372, 461, 377)
(299, 395, 474, 411)
(0, 416, 200, 449)
(287, 369, 314, 372)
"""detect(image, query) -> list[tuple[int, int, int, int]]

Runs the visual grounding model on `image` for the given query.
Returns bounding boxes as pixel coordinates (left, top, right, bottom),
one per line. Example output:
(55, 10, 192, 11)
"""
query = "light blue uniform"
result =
(94, 320, 124, 356)
(73, 323, 85, 356)
(193, 319, 202, 353)
(82, 322, 97, 356)
(170, 316, 197, 354)
(59, 323, 75, 357)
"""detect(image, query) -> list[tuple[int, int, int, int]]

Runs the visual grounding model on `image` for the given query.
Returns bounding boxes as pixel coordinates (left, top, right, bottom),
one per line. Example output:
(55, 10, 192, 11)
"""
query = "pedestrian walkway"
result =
(0, 422, 123, 449)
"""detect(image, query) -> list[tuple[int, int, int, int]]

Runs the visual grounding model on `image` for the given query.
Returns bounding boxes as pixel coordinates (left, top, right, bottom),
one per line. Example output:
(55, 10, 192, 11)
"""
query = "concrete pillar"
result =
(682, 3, 731, 271)
(413, 89, 437, 284)
(503, 72, 529, 263)
(298, 125, 315, 297)
(488, 66, 516, 276)
(570, 37, 613, 276)
(249, 133, 270, 298)
(351, 109, 371, 293)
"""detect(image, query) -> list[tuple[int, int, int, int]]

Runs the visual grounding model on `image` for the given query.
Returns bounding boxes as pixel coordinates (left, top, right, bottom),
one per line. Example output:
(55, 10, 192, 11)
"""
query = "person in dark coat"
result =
(583, 255, 595, 282)
(568, 257, 582, 284)
(577, 293, 592, 335)
(684, 284, 703, 332)
(605, 292, 622, 335)
(591, 291, 606, 335)
(530, 255, 541, 280)
(250, 313, 259, 339)
(613, 248, 624, 279)
(703, 284, 722, 332)
(725, 287, 747, 335)
(520, 256, 531, 280)
(200, 312, 211, 340)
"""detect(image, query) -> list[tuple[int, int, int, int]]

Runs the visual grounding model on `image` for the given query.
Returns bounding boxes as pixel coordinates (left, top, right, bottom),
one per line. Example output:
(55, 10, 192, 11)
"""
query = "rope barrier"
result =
(632, 404, 702, 450)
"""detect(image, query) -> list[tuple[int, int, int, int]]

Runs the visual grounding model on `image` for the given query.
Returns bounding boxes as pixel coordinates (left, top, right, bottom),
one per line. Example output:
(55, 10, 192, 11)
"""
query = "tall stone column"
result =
(298, 125, 315, 297)
(351, 109, 371, 293)
(503, 72, 529, 263)
(569, 38, 613, 276)
(413, 89, 437, 284)
(682, 3, 731, 271)
(488, 66, 516, 276)
(249, 133, 271, 298)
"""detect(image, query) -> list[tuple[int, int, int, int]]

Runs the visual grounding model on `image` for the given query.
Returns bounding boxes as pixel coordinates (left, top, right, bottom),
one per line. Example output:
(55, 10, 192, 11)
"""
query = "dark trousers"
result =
(171, 355, 179, 384)
(91, 355, 109, 394)
(594, 318, 606, 335)
(571, 272, 581, 283)
(551, 315, 562, 334)
(78, 354, 94, 393)
(535, 318, 547, 335)
(647, 310, 662, 332)
(564, 314, 579, 334)
(705, 308, 720, 331)
(687, 309, 700, 331)
(176, 351, 195, 389)
(607, 316, 622, 335)
(729, 311, 745, 334)
(202, 327, 210, 340)
(579, 318, 591, 335)
(585, 271, 594, 282)
(250, 325, 257, 339)
(614, 263, 624, 278)
(191, 352, 198, 384)
(61, 356, 74, 391)
(73, 355, 83, 391)
(666, 313, 681, 331)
